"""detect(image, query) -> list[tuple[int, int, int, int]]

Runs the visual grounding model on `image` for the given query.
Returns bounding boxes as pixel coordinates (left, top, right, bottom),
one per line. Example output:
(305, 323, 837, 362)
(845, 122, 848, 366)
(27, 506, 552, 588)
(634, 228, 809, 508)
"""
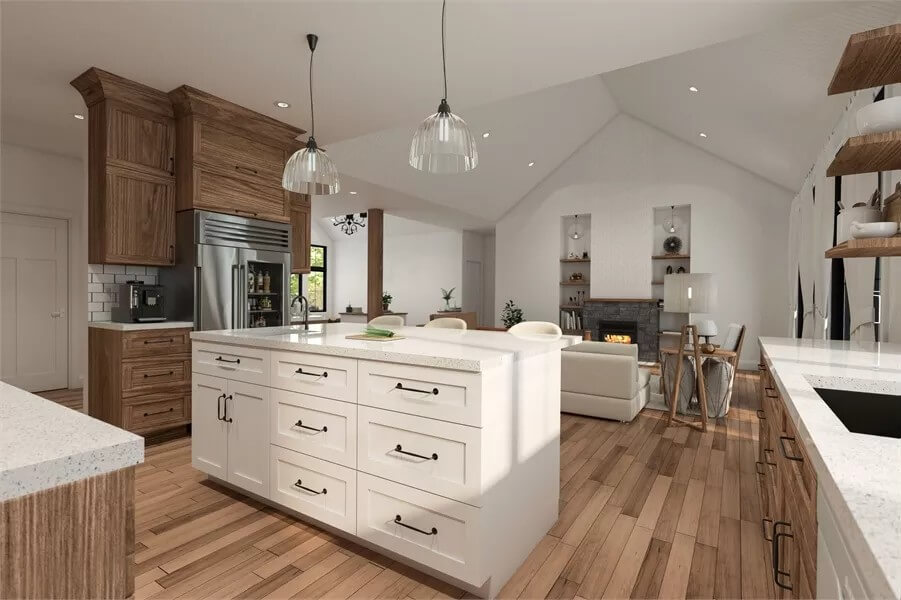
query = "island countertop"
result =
(758, 337, 901, 599)
(0, 382, 144, 501)
(191, 323, 579, 372)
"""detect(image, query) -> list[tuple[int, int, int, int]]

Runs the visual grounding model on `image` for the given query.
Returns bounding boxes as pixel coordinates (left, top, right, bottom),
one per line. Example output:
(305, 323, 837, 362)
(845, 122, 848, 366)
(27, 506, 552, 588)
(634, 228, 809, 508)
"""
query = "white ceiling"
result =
(601, 2, 901, 192)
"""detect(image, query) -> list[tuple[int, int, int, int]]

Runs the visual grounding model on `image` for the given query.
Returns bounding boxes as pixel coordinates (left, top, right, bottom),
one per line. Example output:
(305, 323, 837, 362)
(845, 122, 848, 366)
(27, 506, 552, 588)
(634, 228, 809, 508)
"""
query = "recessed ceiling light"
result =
(688, 86, 699, 93)
(482, 132, 490, 139)
(699, 132, 708, 138)
(528, 161, 535, 167)
(274, 101, 290, 108)
(73, 113, 85, 120)
(349, 191, 357, 195)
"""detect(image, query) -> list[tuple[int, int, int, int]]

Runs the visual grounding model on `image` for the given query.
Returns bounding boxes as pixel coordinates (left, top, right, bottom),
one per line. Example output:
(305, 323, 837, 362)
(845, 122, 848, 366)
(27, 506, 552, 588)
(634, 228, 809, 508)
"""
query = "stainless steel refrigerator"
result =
(161, 211, 292, 330)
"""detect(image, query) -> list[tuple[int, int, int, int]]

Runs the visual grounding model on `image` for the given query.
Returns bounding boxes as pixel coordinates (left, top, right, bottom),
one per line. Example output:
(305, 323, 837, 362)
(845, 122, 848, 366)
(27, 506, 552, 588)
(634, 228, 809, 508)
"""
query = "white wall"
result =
(0, 143, 86, 388)
(329, 220, 368, 314)
(495, 114, 793, 368)
(482, 233, 496, 327)
(383, 215, 462, 326)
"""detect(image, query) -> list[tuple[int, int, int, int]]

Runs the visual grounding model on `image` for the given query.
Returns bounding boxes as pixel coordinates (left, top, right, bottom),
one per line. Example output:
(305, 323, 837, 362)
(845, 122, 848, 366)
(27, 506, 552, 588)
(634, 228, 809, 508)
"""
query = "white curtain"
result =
(787, 197, 802, 337)
(797, 181, 816, 339)
(813, 168, 834, 339)
(842, 173, 879, 341)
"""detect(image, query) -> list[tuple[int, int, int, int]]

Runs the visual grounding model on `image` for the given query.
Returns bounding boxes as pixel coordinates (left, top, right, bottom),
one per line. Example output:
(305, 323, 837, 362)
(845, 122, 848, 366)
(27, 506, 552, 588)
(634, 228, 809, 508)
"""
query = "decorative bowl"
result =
(856, 97, 901, 135)
(837, 207, 881, 243)
(850, 221, 899, 239)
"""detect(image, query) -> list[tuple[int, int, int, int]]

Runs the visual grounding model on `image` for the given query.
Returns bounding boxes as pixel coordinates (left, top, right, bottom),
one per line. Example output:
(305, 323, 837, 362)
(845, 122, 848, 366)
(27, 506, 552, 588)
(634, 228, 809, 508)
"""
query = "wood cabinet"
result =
(71, 68, 177, 266)
(289, 194, 312, 273)
(757, 353, 817, 598)
(88, 326, 193, 436)
(169, 85, 306, 224)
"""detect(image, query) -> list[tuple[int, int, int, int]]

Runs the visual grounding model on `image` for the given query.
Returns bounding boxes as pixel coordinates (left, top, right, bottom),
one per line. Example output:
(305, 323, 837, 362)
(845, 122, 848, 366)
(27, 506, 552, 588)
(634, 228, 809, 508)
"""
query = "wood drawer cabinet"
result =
(71, 68, 177, 266)
(169, 85, 306, 225)
(89, 326, 192, 435)
(757, 348, 817, 598)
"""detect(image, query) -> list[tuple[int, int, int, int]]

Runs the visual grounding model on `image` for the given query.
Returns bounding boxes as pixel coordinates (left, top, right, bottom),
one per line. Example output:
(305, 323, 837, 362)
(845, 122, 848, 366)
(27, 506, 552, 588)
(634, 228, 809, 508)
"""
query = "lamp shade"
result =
(409, 103, 478, 174)
(696, 319, 718, 337)
(283, 143, 340, 195)
(663, 273, 717, 314)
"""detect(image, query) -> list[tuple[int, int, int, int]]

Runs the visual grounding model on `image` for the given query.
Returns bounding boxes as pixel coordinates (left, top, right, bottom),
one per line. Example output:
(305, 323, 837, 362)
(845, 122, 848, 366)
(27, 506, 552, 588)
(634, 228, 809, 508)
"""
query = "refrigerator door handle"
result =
(239, 264, 246, 329)
(232, 264, 239, 329)
(194, 265, 202, 331)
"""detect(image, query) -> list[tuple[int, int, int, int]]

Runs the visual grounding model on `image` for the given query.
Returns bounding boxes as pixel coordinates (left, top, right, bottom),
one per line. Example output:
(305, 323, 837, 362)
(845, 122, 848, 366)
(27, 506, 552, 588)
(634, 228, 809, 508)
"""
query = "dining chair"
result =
(368, 315, 404, 327)
(424, 317, 467, 329)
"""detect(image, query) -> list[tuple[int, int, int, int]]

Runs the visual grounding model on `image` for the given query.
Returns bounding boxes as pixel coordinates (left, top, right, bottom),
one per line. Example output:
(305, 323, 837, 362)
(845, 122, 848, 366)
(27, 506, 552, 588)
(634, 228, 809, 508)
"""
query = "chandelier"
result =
(332, 212, 367, 235)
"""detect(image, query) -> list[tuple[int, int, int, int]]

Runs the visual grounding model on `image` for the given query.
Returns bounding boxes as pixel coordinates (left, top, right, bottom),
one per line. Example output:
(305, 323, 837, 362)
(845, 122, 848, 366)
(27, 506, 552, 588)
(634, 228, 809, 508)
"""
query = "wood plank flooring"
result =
(127, 373, 769, 599)
(36, 387, 84, 411)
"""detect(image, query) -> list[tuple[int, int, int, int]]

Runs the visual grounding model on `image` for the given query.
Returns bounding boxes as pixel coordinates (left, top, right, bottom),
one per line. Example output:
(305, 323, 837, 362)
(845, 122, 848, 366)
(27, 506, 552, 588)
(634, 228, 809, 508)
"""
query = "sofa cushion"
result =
(561, 350, 638, 400)
(563, 341, 638, 359)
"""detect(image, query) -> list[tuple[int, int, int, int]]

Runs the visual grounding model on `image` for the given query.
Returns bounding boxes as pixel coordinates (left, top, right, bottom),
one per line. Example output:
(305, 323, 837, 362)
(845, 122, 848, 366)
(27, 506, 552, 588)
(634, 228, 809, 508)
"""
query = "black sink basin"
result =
(814, 388, 901, 439)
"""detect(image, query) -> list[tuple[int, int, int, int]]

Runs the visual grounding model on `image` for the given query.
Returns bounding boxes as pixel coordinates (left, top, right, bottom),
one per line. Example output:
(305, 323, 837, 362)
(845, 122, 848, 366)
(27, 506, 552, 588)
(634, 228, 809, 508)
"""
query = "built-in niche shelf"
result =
(560, 304, 583, 310)
(825, 236, 901, 258)
(561, 280, 589, 286)
(653, 205, 691, 343)
(560, 214, 591, 335)
(560, 258, 590, 263)
(827, 25, 901, 96)
(651, 254, 691, 260)
(651, 280, 664, 285)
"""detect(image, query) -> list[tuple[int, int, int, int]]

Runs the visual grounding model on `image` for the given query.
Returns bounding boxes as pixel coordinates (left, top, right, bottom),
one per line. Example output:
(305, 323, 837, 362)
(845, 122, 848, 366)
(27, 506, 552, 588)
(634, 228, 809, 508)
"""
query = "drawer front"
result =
(271, 389, 357, 468)
(356, 473, 481, 586)
(122, 389, 190, 433)
(196, 122, 286, 183)
(357, 406, 481, 506)
(122, 328, 191, 358)
(194, 167, 288, 223)
(270, 445, 356, 534)
(121, 357, 190, 396)
(193, 342, 269, 386)
(358, 362, 481, 426)
(270, 351, 357, 403)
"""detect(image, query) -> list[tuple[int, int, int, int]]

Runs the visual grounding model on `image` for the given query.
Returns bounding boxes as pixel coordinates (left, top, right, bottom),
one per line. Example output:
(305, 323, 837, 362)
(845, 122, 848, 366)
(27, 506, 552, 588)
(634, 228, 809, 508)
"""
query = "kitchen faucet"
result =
(290, 294, 309, 330)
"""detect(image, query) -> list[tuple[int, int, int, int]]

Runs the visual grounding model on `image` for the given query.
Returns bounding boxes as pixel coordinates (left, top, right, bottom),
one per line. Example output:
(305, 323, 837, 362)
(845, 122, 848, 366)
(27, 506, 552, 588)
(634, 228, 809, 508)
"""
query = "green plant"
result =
(501, 300, 524, 329)
(381, 292, 393, 308)
(441, 287, 455, 309)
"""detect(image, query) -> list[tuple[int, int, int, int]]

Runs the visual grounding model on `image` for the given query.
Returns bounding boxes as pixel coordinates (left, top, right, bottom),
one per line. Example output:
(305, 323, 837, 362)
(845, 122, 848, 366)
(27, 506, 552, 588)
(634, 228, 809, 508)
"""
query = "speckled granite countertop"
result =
(759, 337, 901, 599)
(192, 323, 579, 372)
(0, 382, 143, 501)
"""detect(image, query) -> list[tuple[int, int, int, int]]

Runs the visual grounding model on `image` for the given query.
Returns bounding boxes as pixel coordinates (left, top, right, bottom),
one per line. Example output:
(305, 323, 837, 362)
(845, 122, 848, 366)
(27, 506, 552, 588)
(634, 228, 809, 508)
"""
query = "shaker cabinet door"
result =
(289, 195, 311, 274)
(106, 103, 175, 176)
(226, 380, 271, 498)
(101, 166, 175, 265)
(192, 374, 228, 480)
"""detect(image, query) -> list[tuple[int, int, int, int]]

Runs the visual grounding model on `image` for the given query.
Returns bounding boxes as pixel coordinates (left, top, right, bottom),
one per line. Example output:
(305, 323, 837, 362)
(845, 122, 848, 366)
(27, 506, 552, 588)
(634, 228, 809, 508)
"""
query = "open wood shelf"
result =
(651, 254, 690, 260)
(651, 280, 664, 285)
(560, 304, 583, 310)
(828, 25, 901, 95)
(826, 130, 901, 177)
(825, 236, 901, 258)
(560, 258, 591, 263)
(560, 280, 589, 286)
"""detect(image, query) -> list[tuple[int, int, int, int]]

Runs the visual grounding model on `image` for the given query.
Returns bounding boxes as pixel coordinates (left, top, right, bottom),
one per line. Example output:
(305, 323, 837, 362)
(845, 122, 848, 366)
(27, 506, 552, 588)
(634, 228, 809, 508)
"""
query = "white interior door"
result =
(464, 260, 482, 326)
(0, 212, 68, 391)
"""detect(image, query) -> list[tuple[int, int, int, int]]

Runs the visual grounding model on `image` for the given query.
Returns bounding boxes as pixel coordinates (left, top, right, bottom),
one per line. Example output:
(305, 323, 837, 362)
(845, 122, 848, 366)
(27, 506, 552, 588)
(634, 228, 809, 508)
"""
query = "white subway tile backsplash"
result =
(88, 302, 103, 312)
(92, 292, 113, 303)
(138, 275, 156, 284)
(103, 302, 118, 311)
(88, 264, 104, 274)
(88, 264, 161, 322)
(103, 265, 125, 274)
(126, 266, 146, 275)
(145, 267, 159, 275)
(103, 283, 119, 292)
(114, 274, 132, 283)
(92, 273, 115, 284)
(88, 283, 103, 293)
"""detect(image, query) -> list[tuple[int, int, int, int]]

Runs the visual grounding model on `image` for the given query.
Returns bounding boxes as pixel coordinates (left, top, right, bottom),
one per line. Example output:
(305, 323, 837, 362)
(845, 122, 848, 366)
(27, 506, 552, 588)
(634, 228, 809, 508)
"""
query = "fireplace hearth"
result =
(598, 319, 639, 345)
(582, 299, 659, 362)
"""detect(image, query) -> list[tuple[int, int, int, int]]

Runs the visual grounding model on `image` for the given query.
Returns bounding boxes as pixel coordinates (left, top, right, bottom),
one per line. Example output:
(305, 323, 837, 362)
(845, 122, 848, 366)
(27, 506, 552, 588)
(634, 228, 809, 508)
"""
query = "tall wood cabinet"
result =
(290, 194, 312, 274)
(71, 68, 177, 266)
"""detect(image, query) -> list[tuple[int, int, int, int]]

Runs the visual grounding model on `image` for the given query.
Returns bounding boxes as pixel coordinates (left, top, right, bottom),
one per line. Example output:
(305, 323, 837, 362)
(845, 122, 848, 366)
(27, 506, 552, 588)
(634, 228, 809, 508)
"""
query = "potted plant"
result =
(501, 300, 524, 329)
(440, 287, 456, 311)
(381, 292, 393, 312)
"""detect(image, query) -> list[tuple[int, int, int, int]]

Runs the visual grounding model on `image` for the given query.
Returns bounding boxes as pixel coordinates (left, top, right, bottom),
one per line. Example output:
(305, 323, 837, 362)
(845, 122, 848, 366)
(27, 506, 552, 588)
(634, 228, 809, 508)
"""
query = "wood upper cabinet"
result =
(71, 68, 176, 265)
(289, 194, 312, 274)
(169, 86, 306, 224)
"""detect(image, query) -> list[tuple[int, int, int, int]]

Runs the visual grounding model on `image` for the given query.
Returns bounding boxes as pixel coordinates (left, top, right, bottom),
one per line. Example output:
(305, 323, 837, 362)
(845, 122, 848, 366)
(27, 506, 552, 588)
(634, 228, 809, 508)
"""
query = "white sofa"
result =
(561, 341, 650, 422)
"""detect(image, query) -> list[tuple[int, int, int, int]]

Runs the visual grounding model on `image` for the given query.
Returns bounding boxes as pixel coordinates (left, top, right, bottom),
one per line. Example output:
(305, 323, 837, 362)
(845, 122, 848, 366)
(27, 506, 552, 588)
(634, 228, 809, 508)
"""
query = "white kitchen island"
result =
(189, 323, 577, 597)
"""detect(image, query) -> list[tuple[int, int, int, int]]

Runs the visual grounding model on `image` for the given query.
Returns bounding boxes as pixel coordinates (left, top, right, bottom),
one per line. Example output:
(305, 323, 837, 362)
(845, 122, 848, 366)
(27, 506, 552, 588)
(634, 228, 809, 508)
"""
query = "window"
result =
(289, 244, 327, 314)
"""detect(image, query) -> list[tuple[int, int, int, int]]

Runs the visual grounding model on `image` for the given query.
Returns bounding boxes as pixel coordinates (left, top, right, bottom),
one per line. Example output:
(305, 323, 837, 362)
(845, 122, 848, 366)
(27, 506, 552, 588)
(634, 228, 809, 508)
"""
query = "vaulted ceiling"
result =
(1, 1, 894, 230)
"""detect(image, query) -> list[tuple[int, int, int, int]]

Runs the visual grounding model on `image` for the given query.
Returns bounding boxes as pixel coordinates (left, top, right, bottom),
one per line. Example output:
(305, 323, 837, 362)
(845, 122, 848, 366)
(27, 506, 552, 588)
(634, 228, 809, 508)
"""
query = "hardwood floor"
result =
(126, 373, 770, 599)
(36, 387, 84, 411)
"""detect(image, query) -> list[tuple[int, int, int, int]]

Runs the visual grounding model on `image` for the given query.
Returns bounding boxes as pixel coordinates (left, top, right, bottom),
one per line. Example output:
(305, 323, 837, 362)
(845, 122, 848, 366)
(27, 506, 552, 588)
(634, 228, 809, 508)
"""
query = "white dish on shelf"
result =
(850, 221, 899, 239)
(856, 97, 901, 135)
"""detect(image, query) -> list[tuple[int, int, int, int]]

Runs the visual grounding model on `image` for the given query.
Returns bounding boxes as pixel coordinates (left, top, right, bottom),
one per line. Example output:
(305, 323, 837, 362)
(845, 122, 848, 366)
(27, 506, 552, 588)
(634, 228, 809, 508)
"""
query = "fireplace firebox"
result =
(598, 319, 639, 345)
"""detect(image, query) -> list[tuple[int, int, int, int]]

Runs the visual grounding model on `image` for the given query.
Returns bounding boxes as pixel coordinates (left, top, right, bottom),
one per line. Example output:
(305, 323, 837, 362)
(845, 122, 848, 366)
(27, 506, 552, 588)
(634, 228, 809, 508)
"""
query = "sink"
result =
(814, 388, 901, 438)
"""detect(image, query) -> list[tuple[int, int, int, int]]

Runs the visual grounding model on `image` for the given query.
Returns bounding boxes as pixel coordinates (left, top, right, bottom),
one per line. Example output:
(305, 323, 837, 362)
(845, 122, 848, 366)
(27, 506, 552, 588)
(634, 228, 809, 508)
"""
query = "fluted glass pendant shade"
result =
(409, 0, 477, 174)
(282, 33, 340, 195)
(283, 138, 340, 195)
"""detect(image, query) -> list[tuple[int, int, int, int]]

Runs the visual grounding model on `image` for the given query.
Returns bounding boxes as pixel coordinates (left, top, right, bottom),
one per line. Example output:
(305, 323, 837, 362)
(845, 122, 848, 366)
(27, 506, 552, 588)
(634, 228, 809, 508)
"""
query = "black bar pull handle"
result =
(143, 371, 175, 378)
(296, 367, 328, 378)
(779, 436, 804, 462)
(763, 448, 777, 467)
(394, 515, 437, 536)
(765, 387, 778, 398)
(294, 479, 326, 495)
(295, 419, 327, 433)
(223, 394, 233, 423)
(394, 382, 438, 395)
(215, 356, 241, 364)
(755, 461, 766, 476)
(144, 407, 175, 417)
(773, 522, 794, 591)
(144, 338, 174, 345)
(756, 409, 766, 420)
(394, 444, 437, 461)
(217, 393, 225, 421)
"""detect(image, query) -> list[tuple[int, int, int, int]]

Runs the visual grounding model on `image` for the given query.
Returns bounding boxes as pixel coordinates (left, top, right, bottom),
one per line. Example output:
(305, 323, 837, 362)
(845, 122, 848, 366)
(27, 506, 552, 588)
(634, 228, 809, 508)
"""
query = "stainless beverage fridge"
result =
(161, 211, 291, 330)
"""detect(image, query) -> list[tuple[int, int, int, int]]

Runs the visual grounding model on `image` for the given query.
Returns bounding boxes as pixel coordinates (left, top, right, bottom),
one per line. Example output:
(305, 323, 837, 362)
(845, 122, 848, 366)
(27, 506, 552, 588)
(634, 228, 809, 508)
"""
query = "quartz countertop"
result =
(759, 337, 901, 599)
(192, 323, 579, 372)
(88, 320, 194, 331)
(0, 382, 144, 501)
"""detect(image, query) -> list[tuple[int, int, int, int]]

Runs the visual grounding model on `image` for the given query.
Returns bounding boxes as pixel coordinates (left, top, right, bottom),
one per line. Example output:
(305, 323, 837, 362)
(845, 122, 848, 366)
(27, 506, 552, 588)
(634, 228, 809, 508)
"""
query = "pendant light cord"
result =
(309, 47, 316, 138)
(441, 0, 447, 101)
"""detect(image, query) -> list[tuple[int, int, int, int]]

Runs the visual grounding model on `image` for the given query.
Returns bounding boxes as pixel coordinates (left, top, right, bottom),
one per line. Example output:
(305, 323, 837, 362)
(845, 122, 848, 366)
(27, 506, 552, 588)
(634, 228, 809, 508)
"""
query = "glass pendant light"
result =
(568, 215, 583, 240)
(664, 205, 677, 233)
(283, 33, 340, 195)
(409, 0, 478, 174)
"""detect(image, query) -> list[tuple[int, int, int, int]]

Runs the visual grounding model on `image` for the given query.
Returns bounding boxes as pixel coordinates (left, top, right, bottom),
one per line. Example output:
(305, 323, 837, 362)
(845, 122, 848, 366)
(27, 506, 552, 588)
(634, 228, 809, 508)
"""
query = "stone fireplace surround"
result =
(582, 299, 659, 362)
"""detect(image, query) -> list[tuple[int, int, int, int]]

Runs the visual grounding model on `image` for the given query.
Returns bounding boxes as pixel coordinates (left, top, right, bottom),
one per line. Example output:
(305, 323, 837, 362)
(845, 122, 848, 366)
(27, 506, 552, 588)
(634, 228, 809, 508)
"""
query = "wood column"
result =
(367, 209, 384, 318)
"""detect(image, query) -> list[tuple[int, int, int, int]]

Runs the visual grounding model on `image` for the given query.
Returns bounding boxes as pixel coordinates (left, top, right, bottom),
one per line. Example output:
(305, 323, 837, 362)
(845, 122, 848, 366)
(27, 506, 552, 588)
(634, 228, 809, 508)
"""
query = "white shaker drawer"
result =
(357, 406, 481, 506)
(358, 362, 481, 426)
(270, 351, 357, 402)
(193, 342, 269, 386)
(270, 445, 356, 535)
(270, 389, 357, 468)
(356, 473, 481, 586)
